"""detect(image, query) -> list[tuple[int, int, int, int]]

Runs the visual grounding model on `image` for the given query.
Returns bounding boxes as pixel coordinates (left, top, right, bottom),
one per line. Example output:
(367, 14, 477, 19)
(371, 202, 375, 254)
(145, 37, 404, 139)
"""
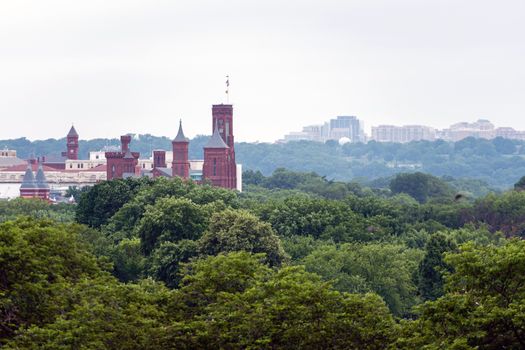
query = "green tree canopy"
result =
(399, 240, 525, 349)
(198, 209, 287, 267)
(390, 172, 454, 203)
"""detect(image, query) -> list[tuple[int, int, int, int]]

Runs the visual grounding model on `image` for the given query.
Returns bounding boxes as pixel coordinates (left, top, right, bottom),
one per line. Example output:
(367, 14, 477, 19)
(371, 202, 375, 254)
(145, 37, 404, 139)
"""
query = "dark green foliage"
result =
(110, 238, 146, 282)
(390, 172, 454, 203)
(76, 177, 151, 228)
(417, 233, 456, 301)
(64, 185, 90, 202)
(244, 167, 365, 199)
(515, 175, 525, 190)
(467, 191, 525, 236)
(5, 136, 525, 188)
(148, 240, 199, 288)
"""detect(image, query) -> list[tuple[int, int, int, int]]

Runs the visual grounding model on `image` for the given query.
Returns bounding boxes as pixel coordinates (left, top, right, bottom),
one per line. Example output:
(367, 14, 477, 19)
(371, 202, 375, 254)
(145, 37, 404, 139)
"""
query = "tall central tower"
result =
(203, 104, 237, 189)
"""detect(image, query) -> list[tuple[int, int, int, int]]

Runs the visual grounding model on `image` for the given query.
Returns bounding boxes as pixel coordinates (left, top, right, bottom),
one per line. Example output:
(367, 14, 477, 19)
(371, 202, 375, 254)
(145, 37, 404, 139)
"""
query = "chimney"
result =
(153, 150, 166, 168)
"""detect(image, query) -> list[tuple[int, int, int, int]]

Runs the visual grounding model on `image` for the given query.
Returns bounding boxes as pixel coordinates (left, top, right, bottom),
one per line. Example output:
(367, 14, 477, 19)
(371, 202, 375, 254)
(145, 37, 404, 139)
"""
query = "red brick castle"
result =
(105, 104, 239, 190)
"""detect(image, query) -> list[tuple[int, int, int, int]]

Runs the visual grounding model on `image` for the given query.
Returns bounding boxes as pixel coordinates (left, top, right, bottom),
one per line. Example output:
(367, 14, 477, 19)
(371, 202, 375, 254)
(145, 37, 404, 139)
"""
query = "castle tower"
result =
(211, 104, 236, 189)
(105, 135, 140, 180)
(172, 120, 190, 179)
(203, 124, 231, 188)
(63, 125, 79, 160)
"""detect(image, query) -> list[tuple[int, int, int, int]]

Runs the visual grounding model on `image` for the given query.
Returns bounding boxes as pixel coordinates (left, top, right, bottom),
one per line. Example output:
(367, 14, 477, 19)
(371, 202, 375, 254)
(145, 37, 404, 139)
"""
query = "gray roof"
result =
(0, 157, 25, 168)
(173, 120, 189, 142)
(204, 124, 229, 149)
(20, 165, 37, 189)
(67, 125, 79, 137)
(158, 167, 173, 177)
(123, 149, 134, 159)
(35, 164, 50, 189)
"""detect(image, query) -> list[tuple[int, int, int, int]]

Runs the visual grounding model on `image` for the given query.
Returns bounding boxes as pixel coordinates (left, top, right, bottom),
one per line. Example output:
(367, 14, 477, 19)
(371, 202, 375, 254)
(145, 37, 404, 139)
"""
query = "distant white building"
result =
(283, 116, 366, 143)
(371, 125, 436, 143)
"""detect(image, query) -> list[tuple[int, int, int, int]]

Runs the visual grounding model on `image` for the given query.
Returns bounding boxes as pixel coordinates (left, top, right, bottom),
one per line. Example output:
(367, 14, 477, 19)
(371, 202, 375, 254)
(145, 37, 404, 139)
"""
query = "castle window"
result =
(213, 158, 217, 176)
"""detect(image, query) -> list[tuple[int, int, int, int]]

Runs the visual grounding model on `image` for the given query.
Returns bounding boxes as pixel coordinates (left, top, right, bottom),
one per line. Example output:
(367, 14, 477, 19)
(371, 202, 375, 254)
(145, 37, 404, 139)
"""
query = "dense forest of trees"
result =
(2, 170, 525, 348)
(3, 135, 525, 188)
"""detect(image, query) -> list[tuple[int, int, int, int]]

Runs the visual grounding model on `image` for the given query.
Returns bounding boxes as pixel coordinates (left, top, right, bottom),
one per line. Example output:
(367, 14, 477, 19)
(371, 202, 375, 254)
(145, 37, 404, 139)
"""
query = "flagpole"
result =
(225, 75, 230, 104)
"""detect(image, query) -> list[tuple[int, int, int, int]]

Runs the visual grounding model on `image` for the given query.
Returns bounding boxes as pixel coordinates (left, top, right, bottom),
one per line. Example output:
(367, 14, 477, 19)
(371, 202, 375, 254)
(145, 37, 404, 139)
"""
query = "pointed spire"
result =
(35, 163, 50, 189)
(205, 123, 229, 149)
(173, 119, 189, 143)
(20, 163, 37, 189)
(67, 125, 78, 137)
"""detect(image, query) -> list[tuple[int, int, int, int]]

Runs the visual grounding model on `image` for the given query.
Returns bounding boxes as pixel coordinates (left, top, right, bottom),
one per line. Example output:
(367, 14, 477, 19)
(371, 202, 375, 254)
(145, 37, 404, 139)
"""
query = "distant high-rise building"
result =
(329, 116, 365, 143)
(282, 115, 365, 143)
(441, 119, 496, 141)
(371, 125, 436, 143)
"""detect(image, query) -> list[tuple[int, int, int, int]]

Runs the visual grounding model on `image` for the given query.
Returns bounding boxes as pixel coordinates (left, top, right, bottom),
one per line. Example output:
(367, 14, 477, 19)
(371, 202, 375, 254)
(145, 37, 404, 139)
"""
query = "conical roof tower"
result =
(20, 164, 37, 189)
(67, 125, 79, 137)
(204, 124, 229, 149)
(173, 120, 189, 143)
(35, 164, 50, 189)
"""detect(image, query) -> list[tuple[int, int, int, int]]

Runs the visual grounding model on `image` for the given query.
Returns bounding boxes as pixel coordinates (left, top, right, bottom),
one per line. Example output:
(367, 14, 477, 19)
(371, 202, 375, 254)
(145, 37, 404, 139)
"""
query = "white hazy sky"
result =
(1, 0, 525, 142)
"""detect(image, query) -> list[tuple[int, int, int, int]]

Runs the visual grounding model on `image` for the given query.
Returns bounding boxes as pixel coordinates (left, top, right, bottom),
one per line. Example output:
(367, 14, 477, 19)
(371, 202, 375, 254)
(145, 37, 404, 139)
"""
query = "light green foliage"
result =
(136, 197, 210, 255)
(281, 234, 329, 260)
(257, 196, 393, 242)
(5, 279, 172, 350)
(103, 176, 238, 242)
(0, 198, 75, 223)
(302, 242, 424, 316)
(0, 218, 104, 341)
(171, 252, 397, 349)
(198, 209, 287, 267)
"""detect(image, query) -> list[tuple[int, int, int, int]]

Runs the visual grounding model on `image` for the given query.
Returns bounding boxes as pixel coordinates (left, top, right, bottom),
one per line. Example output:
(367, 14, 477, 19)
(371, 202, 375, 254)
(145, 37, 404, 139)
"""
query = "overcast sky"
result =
(1, 0, 524, 142)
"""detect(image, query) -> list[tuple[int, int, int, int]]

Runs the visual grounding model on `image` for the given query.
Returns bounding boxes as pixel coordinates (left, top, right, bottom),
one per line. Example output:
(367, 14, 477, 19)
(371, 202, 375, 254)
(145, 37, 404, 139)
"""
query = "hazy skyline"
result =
(1, 0, 524, 142)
